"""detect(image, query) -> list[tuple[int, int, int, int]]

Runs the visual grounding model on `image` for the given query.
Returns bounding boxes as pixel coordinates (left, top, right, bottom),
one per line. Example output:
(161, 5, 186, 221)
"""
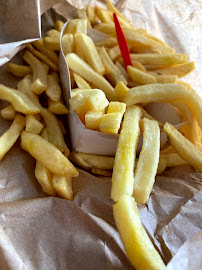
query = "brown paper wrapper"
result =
(0, 1, 202, 269)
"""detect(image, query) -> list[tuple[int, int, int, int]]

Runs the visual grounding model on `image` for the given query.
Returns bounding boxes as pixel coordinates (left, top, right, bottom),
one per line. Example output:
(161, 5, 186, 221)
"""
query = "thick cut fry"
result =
(154, 62, 195, 78)
(96, 9, 114, 24)
(65, 19, 87, 34)
(43, 37, 60, 51)
(133, 118, 160, 204)
(111, 106, 142, 202)
(54, 20, 64, 32)
(69, 152, 114, 170)
(95, 37, 117, 48)
(86, 4, 96, 24)
(69, 93, 89, 123)
(33, 38, 59, 64)
(62, 33, 74, 56)
(163, 122, 202, 172)
(130, 54, 187, 65)
(46, 74, 61, 102)
(77, 9, 91, 28)
(91, 168, 112, 177)
(113, 196, 165, 270)
(1, 105, 16, 120)
(27, 44, 58, 72)
(8, 63, 32, 77)
(161, 153, 187, 167)
(46, 29, 60, 38)
(66, 53, 117, 101)
(0, 114, 25, 160)
(40, 108, 66, 152)
(52, 175, 73, 200)
(74, 33, 105, 75)
(100, 113, 122, 134)
(35, 160, 55, 196)
(23, 50, 48, 95)
(25, 114, 43, 134)
(21, 131, 79, 177)
(85, 111, 103, 130)
(123, 84, 202, 131)
(0, 84, 40, 114)
(114, 81, 128, 101)
(127, 66, 157, 85)
(48, 99, 69, 114)
(73, 73, 91, 89)
(107, 101, 126, 116)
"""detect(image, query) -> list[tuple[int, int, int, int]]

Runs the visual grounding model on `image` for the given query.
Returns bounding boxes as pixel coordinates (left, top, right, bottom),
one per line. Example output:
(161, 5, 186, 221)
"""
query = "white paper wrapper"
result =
(0, 1, 202, 269)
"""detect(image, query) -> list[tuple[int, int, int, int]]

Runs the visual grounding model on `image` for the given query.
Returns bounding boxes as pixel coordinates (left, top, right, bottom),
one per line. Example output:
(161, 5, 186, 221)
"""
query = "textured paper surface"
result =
(0, 1, 202, 269)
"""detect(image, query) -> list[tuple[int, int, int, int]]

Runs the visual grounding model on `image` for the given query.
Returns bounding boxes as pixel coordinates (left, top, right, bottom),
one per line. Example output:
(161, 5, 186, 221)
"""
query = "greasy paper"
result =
(0, 0, 202, 270)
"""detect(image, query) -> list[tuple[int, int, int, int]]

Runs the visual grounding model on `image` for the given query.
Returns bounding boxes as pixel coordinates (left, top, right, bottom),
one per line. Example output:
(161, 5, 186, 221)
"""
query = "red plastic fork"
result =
(113, 12, 133, 70)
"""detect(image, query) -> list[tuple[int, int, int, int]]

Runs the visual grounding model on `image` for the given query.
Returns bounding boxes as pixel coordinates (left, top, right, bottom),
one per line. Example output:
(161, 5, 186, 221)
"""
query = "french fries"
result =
(1, 105, 16, 120)
(46, 74, 62, 102)
(8, 63, 32, 77)
(25, 114, 43, 134)
(52, 175, 73, 201)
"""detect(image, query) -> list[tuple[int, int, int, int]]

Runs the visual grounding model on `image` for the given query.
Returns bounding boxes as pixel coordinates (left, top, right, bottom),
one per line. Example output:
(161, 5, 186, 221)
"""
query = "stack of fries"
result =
(0, 0, 202, 269)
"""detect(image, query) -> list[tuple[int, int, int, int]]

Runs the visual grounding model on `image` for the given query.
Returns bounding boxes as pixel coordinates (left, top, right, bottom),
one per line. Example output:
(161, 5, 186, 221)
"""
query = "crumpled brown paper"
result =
(0, 0, 202, 269)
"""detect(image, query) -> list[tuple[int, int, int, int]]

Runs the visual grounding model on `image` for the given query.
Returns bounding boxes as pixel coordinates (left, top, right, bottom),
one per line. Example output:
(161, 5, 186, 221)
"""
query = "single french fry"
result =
(33, 38, 59, 64)
(73, 73, 91, 89)
(154, 75, 178, 84)
(48, 99, 69, 114)
(111, 106, 142, 202)
(117, 58, 146, 72)
(8, 63, 32, 77)
(144, 64, 170, 71)
(115, 61, 129, 82)
(113, 195, 165, 270)
(54, 20, 64, 32)
(91, 168, 112, 177)
(77, 9, 91, 28)
(66, 53, 117, 101)
(164, 122, 202, 172)
(25, 114, 43, 134)
(127, 66, 157, 85)
(100, 112, 122, 134)
(114, 81, 129, 101)
(85, 111, 103, 130)
(52, 175, 73, 200)
(23, 50, 48, 95)
(95, 37, 118, 48)
(69, 93, 89, 123)
(130, 54, 188, 65)
(65, 19, 88, 35)
(0, 84, 40, 114)
(108, 45, 122, 61)
(161, 153, 187, 167)
(107, 101, 126, 116)
(86, 4, 96, 25)
(46, 29, 60, 38)
(1, 105, 16, 120)
(176, 80, 192, 90)
(157, 157, 167, 174)
(94, 23, 117, 36)
(0, 114, 25, 160)
(46, 74, 61, 102)
(43, 36, 60, 51)
(21, 131, 79, 177)
(62, 33, 74, 56)
(133, 118, 160, 204)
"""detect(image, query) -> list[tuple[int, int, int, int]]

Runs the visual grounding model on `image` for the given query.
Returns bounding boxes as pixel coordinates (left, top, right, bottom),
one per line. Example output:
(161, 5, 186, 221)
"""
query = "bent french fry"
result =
(111, 106, 142, 202)
(133, 118, 160, 204)
(52, 175, 73, 200)
(0, 84, 40, 114)
(1, 105, 16, 120)
(0, 114, 25, 160)
(113, 196, 165, 270)
(66, 53, 118, 101)
(23, 50, 48, 95)
(163, 122, 202, 172)
(21, 131, 79, 177)
(8, 63, 32, 77)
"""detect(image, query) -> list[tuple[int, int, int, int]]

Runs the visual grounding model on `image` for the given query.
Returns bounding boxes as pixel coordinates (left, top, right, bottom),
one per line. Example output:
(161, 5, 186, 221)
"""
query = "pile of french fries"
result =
(0, 0, 202, 269)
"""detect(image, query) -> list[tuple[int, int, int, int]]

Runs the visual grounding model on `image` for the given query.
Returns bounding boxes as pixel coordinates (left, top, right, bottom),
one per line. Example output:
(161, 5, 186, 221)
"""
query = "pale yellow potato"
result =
(48, 99, 69, 115)
(157, 157, 167, 174)
(94, 23, 117, 36)
(113, 195, 165, 270)
(1, 105, 16, 120)
(0, 114, 25, 160)
(117, 58, 146, 72)
(25, 114, 43, 134)
(108, 45, 122, 61)
(96, 9, 113, 24)
(0, 84, 40, 114)
(164, 122, 202, 172)
(52, 175, 73, 200)
(65, 19, 88, 34)
(62, 34, 74, 56)
(27, 44, 58, 72)
(144, 64, 169, 71)
(123, 84, 202, 131)
(100, 112, 122, 134)
(77, 9, 91, 28)
(154, 62, 195, 78)
(95, 37, 117, 48)
(33, 38, 59, 64)
(91, 168, 112, 177)
(86, 4, 96, 24)
(127, 66, 157, 85)
(114, 81, 129, 101)
(161, 153, 187, 167)
(133, 118, 160, 204)
(85, 111, 103, 130)
(111, 106, 142, 202)
(54, 20, 64, 32)
(23, 50, 48, 95)
(43, 36, 60, 51)
(74, 33, 105, 75)
(73, 73, 91, 89)
(69, 93, 89, 123)
(46, 74, 61, 102)
(130, 54, 188, 65)
(154, 75, 177, 84)
(21, 131, 79, 177)
(8, 63, 32, 77)
(40, 108, 66, 152)
(66, 53, 117, 101)
(46, 29, 60, 38)
(107, 101, 126, 117)
(115, 61, 128, 81)
(176, 80, 192, 90)
(69, 151, 114, 170)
